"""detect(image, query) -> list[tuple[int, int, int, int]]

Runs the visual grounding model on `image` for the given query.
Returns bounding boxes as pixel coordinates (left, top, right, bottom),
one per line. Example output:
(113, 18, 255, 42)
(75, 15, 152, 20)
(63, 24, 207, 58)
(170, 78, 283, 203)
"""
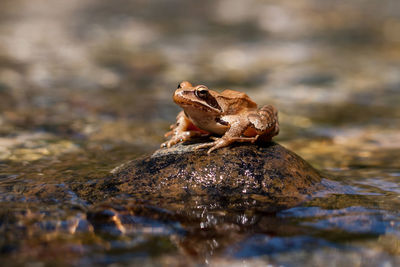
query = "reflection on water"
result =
(280, 206, 400, 235)
(0, 0, 400, 266)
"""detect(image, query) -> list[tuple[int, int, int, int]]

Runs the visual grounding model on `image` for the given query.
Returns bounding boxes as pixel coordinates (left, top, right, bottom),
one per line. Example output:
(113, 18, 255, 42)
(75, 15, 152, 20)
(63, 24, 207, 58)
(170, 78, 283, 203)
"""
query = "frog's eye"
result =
(195, 88, 209, 99)
(177, 83, 182, 89)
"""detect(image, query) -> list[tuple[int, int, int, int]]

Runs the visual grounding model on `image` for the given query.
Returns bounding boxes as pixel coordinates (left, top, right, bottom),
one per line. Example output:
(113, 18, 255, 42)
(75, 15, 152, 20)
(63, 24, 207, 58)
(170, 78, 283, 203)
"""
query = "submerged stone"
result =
(92, 141, 325, 213)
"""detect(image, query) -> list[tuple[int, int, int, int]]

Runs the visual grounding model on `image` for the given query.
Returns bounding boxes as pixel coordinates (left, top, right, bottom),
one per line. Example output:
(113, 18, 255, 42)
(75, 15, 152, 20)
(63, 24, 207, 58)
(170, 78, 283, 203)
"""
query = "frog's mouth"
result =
(177, 100, 222, 114)
(174, 90, 222, 113)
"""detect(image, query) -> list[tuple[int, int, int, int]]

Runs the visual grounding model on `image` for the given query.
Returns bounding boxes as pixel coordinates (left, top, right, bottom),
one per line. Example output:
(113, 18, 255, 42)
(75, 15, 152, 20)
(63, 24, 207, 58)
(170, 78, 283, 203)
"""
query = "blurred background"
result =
(0, 0, 400, 266)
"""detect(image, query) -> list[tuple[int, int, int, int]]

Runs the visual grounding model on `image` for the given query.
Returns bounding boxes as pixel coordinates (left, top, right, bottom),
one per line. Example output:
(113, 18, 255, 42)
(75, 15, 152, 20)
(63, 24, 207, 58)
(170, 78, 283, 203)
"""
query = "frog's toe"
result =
(193, 142, 215, 151)
(206, 138, 234, 153)
(164, 131, 174, 137)
(207, 146, 219, 154)
(161, 139, 175, 148)
(251, 135, 260, 143)
(161, 141, 170, 148)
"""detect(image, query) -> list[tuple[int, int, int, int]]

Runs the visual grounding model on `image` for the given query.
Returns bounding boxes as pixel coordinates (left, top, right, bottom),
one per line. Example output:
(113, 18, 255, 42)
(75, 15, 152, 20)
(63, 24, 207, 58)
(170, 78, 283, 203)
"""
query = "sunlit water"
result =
(0, 0, 400, 266)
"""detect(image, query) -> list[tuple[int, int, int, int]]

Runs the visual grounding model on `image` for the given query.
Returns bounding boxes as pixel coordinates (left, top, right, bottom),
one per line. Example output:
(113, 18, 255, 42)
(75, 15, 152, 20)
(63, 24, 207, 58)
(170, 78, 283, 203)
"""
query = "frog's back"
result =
(220, 89, 257, 109)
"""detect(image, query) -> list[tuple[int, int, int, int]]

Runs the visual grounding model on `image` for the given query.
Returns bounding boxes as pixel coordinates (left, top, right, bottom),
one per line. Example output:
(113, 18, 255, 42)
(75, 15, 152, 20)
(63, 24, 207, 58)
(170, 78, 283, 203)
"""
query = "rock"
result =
(90, 140, 326, 213)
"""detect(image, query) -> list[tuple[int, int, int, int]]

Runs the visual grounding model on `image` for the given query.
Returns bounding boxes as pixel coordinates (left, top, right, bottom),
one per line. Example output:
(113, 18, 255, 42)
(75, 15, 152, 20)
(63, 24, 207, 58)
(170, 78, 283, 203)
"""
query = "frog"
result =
(162, 81, 279, 153)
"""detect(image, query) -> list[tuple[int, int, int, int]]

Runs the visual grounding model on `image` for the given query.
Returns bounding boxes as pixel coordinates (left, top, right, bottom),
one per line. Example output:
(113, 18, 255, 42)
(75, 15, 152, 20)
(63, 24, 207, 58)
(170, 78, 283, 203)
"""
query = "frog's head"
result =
(173, 81, 223, 115)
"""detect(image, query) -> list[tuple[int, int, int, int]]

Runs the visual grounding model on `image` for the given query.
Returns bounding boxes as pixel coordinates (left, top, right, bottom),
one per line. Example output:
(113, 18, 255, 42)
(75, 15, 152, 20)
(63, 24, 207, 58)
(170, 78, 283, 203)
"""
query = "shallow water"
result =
(0, 0, 400, 266)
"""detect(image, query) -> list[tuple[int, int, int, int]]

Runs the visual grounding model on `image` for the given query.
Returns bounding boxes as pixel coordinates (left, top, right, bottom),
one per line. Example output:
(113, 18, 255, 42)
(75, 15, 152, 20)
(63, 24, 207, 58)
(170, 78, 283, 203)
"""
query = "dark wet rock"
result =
(80, 141, 329, 258)
(88, 141, 326, 213)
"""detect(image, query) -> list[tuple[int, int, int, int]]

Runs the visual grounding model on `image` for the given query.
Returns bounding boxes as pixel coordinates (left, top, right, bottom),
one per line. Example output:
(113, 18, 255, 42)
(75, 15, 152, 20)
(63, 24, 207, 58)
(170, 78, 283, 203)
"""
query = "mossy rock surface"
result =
(90, 141, 326, 213)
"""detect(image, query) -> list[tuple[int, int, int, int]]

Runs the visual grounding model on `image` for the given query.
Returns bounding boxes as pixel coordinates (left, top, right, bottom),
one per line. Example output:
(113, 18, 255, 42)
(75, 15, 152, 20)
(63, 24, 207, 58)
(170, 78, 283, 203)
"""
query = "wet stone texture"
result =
(89, 141, 324, 213)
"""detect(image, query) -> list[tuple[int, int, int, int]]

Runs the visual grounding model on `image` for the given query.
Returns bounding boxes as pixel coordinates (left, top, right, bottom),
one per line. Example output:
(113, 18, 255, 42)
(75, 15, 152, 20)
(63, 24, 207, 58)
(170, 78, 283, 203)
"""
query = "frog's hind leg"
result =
(210, 135, 259, 143)
(193, 138, 234, 154)
(255, 105, 279, 142)
(195, 135, 259, 154)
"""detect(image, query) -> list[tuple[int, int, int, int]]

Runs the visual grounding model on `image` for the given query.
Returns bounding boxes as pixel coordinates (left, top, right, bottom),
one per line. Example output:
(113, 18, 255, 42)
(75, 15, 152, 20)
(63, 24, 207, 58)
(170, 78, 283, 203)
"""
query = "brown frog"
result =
(162, 81, 279, 153)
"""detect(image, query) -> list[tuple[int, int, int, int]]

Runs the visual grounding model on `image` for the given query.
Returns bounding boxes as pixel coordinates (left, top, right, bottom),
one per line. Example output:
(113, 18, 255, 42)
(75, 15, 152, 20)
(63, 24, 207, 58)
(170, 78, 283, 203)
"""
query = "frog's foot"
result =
(195, 135, 260, 154)
(161, 131, 204, 148)
(210, 135, 260, 143)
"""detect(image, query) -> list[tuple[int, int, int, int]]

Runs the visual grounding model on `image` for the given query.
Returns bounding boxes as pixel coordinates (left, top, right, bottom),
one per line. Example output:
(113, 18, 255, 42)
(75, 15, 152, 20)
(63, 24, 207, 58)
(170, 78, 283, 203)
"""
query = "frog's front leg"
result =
(162, 111, 206, 148)
(195, 120, 255, 153)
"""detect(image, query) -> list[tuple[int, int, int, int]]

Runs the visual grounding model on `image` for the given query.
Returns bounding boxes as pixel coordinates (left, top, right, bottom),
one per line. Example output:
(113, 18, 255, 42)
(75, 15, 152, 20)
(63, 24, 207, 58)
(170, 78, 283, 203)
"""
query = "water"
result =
(0, 0, 399, 266)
